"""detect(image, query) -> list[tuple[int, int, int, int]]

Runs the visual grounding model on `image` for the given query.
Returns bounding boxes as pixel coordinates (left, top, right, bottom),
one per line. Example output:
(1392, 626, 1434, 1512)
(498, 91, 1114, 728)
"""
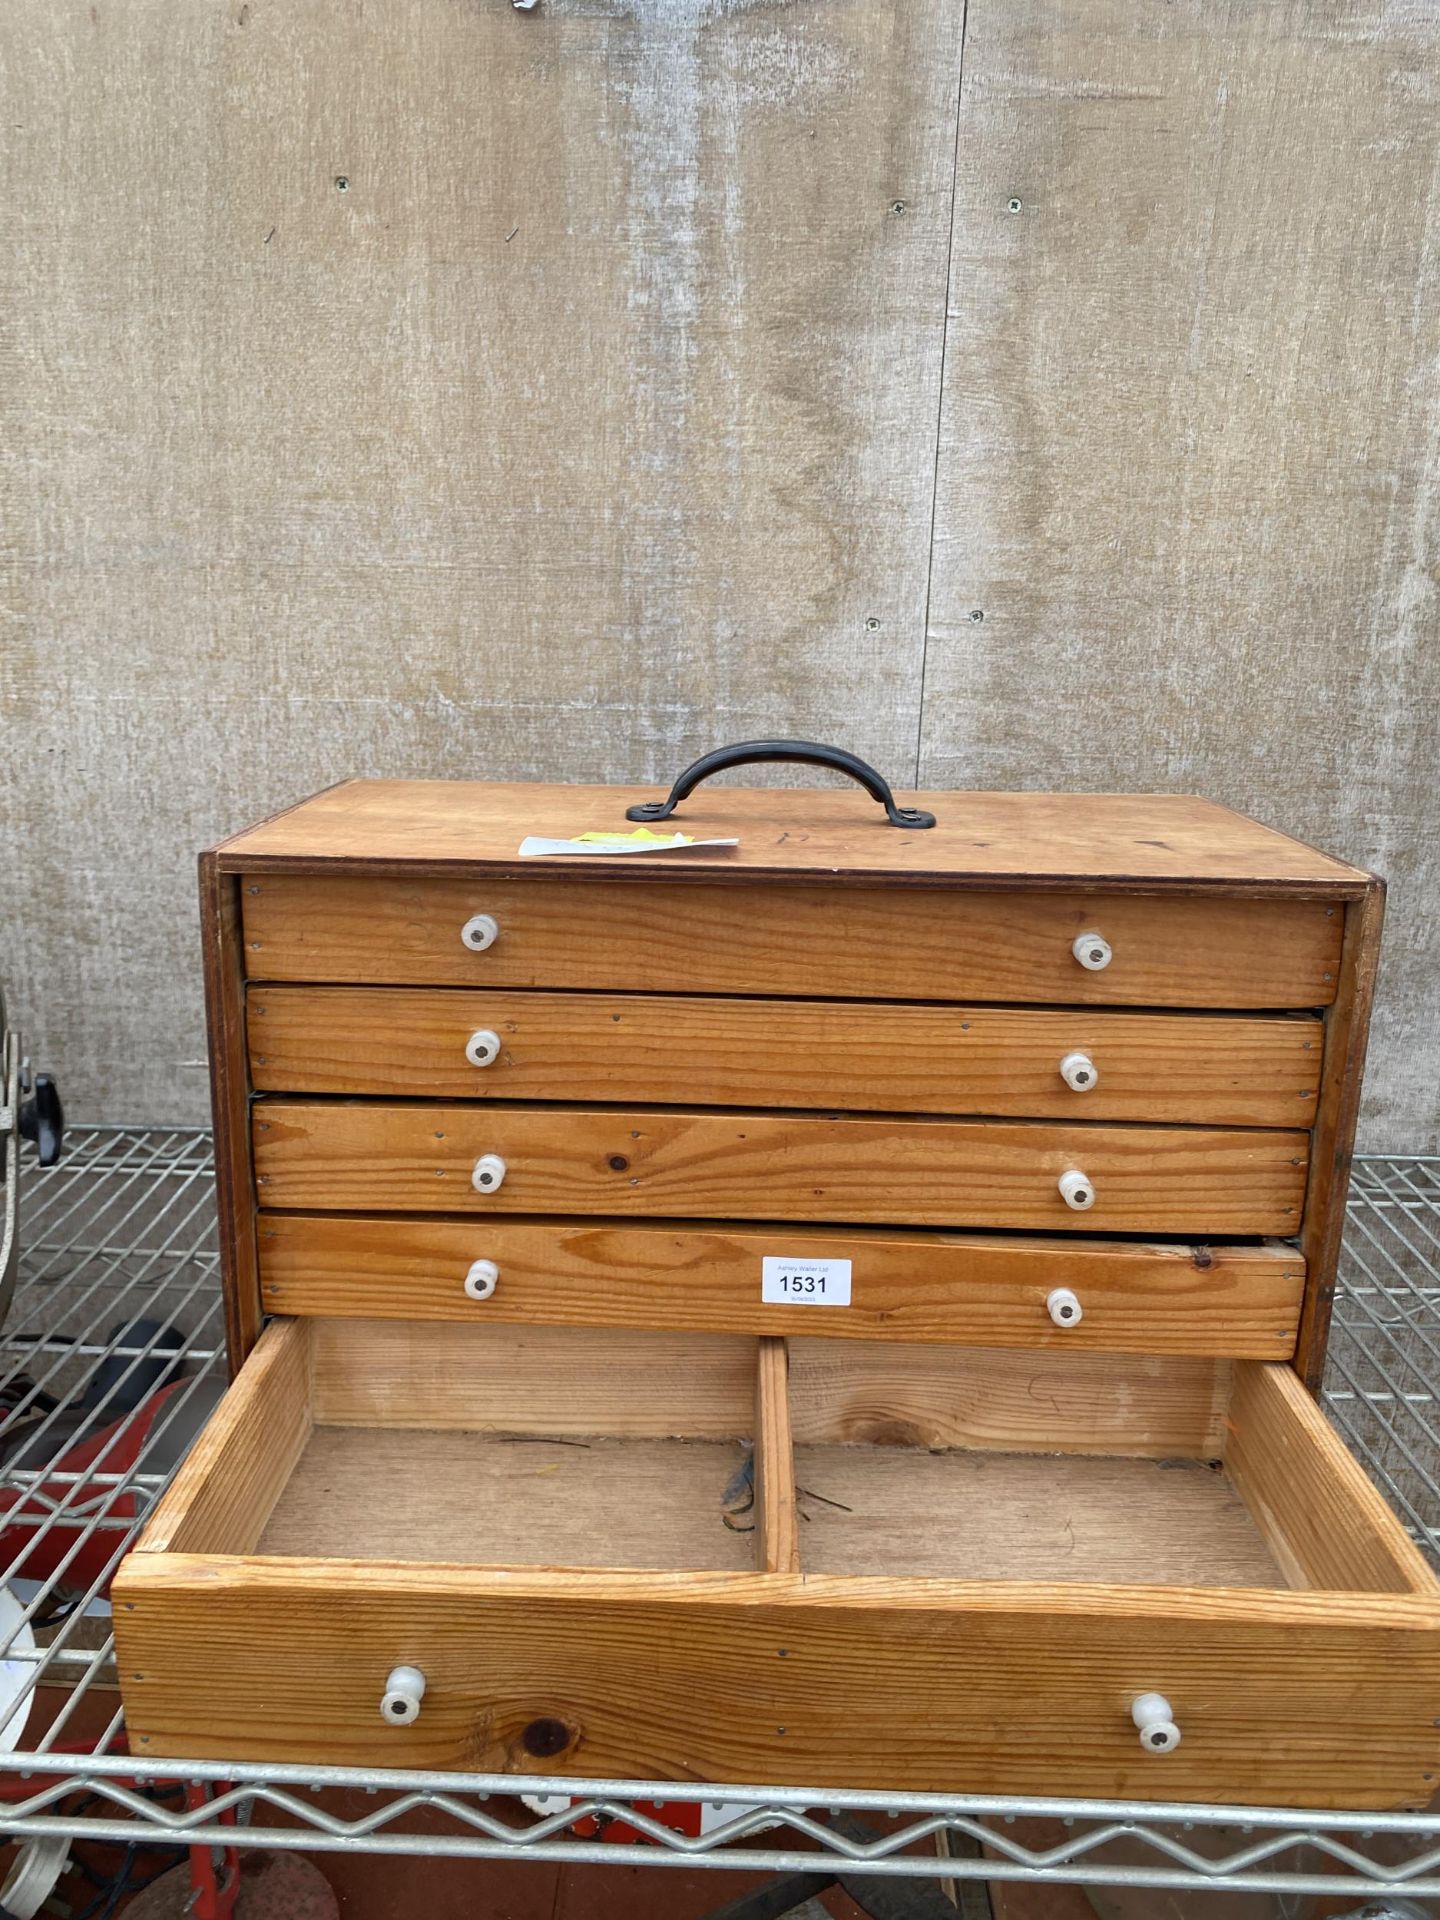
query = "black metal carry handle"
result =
(625, 741, 936, 830)
(18, 1071, 63, 1168)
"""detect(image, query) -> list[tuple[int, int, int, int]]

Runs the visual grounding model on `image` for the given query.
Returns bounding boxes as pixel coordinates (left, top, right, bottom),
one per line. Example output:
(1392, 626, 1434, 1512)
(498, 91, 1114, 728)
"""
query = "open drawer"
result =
(113, 1319, 1440, 1808)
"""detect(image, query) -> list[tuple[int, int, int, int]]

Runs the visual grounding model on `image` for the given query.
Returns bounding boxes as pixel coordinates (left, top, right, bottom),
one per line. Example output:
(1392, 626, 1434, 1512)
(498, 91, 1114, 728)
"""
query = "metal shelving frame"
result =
(1, 1126, 1439, 1904)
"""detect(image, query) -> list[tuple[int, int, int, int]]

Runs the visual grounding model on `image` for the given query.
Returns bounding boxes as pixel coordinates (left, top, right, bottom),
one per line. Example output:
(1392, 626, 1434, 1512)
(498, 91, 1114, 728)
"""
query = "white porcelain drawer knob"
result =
(1046, 1287, 1083, 1327)
(464, 1258, 499, 1300)
(1072, 930, 1112, 971)
(1131, 1692, 1181, 1753)
(460, 913, 500, 952)
(1058, 1168, 1095, 1210)
(471, 1153, 507, 1194)
(382, 1665, 426, 1725)
(1059, 1050, 1098, 1092)
(465, 1028, 502, 1069)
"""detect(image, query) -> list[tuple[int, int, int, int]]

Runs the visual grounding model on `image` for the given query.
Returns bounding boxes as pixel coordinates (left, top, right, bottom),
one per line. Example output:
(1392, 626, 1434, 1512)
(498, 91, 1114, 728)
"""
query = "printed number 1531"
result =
(760, 1257, 852, 1307)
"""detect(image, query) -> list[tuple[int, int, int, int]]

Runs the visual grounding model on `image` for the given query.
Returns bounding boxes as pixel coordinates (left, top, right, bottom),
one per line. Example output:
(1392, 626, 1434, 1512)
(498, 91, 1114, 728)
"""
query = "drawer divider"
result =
(755, 1337, 799, 1574)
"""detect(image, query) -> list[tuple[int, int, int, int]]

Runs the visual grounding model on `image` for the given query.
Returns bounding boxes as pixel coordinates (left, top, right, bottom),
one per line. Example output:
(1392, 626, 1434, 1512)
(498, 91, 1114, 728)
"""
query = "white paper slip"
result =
(761, 1257, 852, 1306)
(518, 834, 740, 858)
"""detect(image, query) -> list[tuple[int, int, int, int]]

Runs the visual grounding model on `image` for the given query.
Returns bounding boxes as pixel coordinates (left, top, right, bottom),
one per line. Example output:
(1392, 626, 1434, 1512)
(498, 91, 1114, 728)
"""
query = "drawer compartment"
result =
(247, 987, 1320, 1127)
(258, 1213, 1307, 1357)
(240, 874, 1342, 1009)
(253, 1102, 1310, 1235)
(116, 1319, 1440, 1807)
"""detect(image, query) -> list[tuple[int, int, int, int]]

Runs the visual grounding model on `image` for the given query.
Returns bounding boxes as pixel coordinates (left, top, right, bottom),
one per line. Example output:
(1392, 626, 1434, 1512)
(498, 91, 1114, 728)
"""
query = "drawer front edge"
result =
(115, 1559, 1440, 1809)
(252, 1103, 1311, 1236)
(258, 1213, 1306, 1357)
(241, 874, 1344, 1008)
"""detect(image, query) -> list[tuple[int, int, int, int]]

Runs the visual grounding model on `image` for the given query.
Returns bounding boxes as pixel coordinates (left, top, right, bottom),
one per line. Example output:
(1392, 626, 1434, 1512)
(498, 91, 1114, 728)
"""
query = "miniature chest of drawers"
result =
(113, 755, 1440, 1809)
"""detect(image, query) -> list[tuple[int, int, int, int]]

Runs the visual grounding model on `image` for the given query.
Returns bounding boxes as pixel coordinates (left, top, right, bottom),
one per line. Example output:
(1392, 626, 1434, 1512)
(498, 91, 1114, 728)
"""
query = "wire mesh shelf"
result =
(0, 1127, 1439, 1904)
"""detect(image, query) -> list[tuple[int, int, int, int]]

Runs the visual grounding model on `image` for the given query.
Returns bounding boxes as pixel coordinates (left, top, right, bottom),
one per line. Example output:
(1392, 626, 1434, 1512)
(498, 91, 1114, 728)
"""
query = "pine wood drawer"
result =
(114, 1317, 1440, 1808)
(246, 986, 1321, 1127)
(257, 1213, 1306, 1357)
(240, 874, 1343, 1009)
(252, 1101, 1310, 1235)
(166, 783, 1401, 1806)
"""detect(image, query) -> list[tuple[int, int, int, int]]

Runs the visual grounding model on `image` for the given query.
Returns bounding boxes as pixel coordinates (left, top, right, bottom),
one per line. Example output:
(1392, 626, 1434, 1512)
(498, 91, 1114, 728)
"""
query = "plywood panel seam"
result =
(913, 0, 973, 790)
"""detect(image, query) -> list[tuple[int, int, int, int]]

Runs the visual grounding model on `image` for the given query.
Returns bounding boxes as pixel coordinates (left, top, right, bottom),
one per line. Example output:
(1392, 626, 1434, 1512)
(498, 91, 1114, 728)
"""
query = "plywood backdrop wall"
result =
(3, 0, 1438, 1147)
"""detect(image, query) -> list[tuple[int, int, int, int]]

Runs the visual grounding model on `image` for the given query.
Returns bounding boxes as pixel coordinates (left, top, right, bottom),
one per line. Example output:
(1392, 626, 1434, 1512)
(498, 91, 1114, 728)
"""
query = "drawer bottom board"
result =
(255, 1424, 1279, 1588)
(790, 1447, 1282, 1587)
(115, 1318, 1440, 1807)
(259, 1430, 756, 1573)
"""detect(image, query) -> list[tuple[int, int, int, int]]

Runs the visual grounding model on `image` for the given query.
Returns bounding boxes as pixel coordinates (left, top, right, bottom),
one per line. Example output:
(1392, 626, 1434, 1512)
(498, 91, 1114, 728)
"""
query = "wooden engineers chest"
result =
(112, 760, 1440, 1809)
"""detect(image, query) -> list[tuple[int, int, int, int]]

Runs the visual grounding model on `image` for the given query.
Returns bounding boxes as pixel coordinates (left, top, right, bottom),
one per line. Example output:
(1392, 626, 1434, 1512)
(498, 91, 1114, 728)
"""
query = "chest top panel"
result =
(215, 779, 1369, 894)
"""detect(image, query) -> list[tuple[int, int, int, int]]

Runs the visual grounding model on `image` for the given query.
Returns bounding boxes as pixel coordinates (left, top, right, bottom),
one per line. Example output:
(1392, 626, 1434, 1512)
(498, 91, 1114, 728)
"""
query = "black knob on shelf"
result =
(18, 1073, 64, 1168)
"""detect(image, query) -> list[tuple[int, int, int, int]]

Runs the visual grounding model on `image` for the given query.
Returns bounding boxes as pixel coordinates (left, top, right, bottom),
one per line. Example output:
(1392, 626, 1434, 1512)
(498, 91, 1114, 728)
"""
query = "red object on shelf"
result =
(0, 1380, 193, 1590)
(186, 1783, 240, 1920)
(569, 1798, 707, 1843)
(526, 1793, 768, 1844)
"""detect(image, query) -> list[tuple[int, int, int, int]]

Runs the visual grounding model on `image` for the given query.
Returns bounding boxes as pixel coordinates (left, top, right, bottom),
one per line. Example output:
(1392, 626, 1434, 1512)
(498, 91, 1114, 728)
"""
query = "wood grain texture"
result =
(1296, 884, 1386, 1385)
(786, 1340, 1232, 1457)
(1224, 1359, 1433, 1597)
(240, 872, 1344, 1009)
(117, 1318, 1440, 1802)
(258, 1430, 756, 1574)
(271, 1431, 1280, 1587)
(307, 1318, 758, 1437)
(919, 0, 1440, 1152)
(133, 1318, 310, 1556)
(257, 1212, 1306, 1356)
(220, 780, 1367, 891)
(792, 1448, 1282, 1588)
(755, 1338, 799, 1575)
(252, 1100, 1310, 1235)
(114, 1556, 1440, 1806)
(200, 858, 262, 1370)
(2, 0, 965, 1127)
(247, 985, 1322, 1127)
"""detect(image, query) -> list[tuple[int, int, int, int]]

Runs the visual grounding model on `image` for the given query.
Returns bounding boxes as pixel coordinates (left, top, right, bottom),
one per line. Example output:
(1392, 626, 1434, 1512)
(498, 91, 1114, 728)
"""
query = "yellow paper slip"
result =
(518, 829, 739, 858)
